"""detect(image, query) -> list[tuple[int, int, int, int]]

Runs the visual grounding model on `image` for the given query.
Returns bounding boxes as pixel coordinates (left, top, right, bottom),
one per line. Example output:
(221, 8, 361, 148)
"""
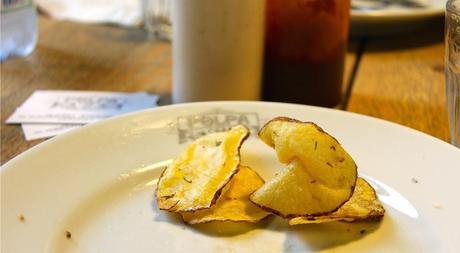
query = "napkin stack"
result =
(36, 0, 143, 26)
(6, 90, 159, 140)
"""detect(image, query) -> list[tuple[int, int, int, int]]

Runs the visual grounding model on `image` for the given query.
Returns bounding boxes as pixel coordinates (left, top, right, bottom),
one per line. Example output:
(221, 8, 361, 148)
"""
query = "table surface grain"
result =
(0, 16, 450, 164)
(347, 20, 449, 142)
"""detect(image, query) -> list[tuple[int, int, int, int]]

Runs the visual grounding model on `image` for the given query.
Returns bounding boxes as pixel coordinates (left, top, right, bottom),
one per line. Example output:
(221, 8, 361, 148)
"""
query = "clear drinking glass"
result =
(446, 0, 460, 147)
(142, 0, 172, 41)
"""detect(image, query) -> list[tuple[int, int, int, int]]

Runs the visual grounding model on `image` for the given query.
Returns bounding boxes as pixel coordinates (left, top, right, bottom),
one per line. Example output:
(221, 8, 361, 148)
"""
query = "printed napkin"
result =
(6, 90, 159, 140)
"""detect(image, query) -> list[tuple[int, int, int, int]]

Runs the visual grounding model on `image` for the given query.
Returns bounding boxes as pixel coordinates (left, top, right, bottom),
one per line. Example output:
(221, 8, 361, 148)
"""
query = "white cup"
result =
(171, 0, 265, 103)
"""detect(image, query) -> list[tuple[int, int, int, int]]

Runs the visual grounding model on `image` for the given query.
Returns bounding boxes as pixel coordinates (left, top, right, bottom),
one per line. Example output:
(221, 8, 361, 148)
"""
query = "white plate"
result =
(351, 0, 447, 35)
(2, 101, 460, 253)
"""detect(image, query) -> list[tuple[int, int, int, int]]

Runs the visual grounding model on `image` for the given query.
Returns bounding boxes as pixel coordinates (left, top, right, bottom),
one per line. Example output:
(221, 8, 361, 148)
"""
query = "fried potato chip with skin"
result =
(250, 117, 357, 218)
(289, 178, 385, 225)
(181, 166, 271, 224)
(156, 125, 249, 212)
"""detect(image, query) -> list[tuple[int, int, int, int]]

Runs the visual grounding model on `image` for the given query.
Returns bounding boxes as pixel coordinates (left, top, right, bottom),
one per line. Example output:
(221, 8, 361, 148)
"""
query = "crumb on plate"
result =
(432, 203, 443, 209)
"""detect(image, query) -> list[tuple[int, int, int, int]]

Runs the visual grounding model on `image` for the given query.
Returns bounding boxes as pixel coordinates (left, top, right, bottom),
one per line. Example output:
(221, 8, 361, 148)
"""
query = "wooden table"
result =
(0, 16, 449, 165)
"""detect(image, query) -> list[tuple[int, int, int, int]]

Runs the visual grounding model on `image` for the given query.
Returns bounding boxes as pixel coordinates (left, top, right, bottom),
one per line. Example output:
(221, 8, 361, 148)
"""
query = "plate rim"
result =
(351, 8, 444, 21)
(351, 0, 446, 23)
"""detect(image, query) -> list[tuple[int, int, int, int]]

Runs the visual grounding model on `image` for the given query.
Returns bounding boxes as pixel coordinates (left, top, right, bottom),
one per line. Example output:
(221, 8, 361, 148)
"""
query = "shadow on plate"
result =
(150, 193, 184, 225)
(282, 219, 383, 252)
(185, 217, 274, 237)
(151, 194, 275, 237)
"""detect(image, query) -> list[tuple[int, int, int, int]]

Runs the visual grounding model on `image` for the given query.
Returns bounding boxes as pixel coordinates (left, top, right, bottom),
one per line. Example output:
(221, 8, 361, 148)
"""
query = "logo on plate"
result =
(176, 109, 260, 144)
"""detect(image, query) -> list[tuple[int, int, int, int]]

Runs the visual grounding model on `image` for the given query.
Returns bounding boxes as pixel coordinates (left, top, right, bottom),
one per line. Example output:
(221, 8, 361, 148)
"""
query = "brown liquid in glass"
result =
(262, 0, 350, 107)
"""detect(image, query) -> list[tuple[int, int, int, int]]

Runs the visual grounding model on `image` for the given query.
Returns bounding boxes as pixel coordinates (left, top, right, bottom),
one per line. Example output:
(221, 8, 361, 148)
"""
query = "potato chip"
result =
(289, 178, 385, 225)
(250, 117, 357, 217)
(156, 125, 249, 212)
(181, 166, 271, 224)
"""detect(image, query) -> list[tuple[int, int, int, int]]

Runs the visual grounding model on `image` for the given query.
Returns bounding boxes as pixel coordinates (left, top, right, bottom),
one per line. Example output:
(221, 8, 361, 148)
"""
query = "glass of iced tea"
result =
(262, 0, 350, 107)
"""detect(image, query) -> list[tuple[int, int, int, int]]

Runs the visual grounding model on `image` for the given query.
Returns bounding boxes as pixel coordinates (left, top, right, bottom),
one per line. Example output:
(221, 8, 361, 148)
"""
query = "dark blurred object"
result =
(262, 0, 350, 107)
